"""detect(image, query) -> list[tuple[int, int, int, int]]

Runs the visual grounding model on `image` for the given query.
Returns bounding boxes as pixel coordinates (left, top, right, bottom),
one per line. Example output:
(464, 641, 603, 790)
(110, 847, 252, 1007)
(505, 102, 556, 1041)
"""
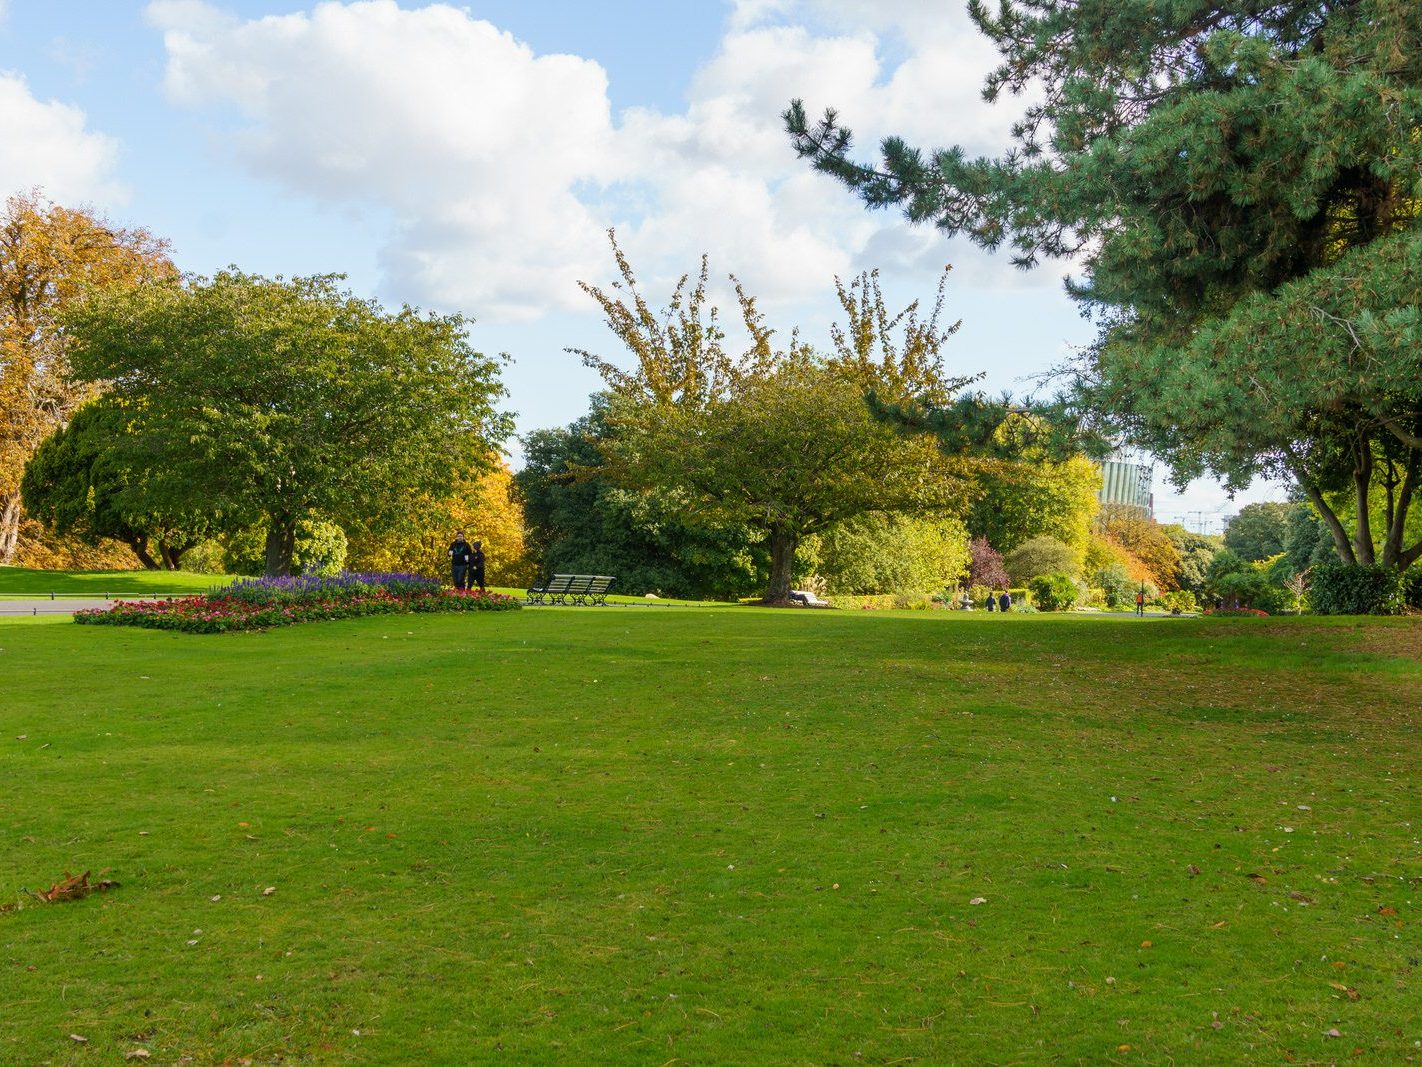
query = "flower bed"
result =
(1204, 606, 1271, 618)
(74, 572, 520, 633)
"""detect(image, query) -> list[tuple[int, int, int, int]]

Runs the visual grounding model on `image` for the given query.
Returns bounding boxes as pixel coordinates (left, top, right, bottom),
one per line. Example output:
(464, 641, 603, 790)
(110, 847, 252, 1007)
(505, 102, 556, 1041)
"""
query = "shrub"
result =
(1160, 590, 1198, 613)
(1027, 572, 1078, 612)
(1004, 536, 1079, 583)
(1309, 562, 1406, 616)
(1404, 568, 1422, 610)
(1091, 562, 1134, 608)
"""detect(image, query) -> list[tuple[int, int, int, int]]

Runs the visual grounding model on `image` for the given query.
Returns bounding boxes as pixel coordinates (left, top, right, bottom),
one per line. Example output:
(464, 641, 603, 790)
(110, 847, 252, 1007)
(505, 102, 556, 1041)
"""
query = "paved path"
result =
(0, 597, 172, 616)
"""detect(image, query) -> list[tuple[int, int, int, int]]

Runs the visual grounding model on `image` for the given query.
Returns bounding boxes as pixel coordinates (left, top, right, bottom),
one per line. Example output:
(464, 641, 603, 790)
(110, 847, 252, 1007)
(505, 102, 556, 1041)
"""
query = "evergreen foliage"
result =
(787, 0, 1422, 570)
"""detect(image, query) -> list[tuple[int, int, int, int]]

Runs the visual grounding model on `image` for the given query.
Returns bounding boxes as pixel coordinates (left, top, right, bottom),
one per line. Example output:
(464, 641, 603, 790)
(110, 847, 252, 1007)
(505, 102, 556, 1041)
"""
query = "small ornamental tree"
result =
(1004, 535, 1079, 583)
(64, 271, 511, 576)
(966, 536, 1010, 590)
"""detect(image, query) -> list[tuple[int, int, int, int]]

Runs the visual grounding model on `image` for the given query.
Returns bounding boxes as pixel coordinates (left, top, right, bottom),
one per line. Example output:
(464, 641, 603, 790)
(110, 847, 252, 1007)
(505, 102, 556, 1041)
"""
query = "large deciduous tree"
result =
(64, 271, 511, 576)
(572, 234, 994, 603)
(0, 191, 173, 562)
(20, 396, 208, 569)
(787, 0, 1422, 570)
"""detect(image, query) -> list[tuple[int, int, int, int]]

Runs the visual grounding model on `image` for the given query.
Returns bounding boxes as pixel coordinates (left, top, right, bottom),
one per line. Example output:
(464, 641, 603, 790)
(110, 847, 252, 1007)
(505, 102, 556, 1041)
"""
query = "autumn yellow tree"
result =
(345, 454, 533, 586)
(0, 191, 172, 563)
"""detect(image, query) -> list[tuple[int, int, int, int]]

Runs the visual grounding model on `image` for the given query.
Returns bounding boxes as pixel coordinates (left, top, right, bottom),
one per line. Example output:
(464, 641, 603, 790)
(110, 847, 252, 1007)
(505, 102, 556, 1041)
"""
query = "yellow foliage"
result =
(0, 191, 174, 563)
(345, 456, 534, 587)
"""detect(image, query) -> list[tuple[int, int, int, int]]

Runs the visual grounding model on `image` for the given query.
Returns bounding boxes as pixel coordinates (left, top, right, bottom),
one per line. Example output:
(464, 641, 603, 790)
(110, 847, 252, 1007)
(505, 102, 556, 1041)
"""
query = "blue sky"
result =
(0, 0, 1284, 531)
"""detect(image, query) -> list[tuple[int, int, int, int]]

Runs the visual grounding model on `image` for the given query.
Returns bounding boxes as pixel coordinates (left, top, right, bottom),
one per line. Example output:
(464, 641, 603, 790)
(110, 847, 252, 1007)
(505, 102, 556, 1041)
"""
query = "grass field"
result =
(0, 567, 230, 598)
(2, 607, 1421, 1064)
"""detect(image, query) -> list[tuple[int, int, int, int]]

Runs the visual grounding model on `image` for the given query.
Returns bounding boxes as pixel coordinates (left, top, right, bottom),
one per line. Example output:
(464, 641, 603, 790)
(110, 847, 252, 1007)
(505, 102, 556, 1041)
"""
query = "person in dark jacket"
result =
(448, 531, 474, 589)
(470, 540, 486, 591)
(998, 591, 1011, 613)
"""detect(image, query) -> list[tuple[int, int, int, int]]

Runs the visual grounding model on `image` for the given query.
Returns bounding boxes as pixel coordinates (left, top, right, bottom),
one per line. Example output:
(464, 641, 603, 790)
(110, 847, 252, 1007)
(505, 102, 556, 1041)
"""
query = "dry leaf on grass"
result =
(32, 871, 118, 904)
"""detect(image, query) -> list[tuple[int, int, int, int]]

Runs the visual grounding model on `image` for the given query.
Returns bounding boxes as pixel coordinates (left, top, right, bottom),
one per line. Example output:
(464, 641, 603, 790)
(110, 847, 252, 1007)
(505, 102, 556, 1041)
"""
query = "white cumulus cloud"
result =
(148, 0, 1051, 322)
(0, 71, 124, 206)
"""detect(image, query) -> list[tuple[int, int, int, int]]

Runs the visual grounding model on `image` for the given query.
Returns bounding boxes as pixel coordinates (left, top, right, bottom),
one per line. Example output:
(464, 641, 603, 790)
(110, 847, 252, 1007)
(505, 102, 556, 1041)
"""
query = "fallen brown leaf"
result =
(33, 871, 118, 904)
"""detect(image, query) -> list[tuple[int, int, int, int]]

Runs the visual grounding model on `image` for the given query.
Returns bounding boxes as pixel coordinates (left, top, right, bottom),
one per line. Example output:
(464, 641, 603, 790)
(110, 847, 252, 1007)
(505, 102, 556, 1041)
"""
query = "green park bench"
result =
(525, 574, 616, 606)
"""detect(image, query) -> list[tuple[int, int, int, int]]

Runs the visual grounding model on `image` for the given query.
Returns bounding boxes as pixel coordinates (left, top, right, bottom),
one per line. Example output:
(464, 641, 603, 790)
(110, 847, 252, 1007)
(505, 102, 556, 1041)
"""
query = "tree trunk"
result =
(762, 527, 798, 605)
(264, 519, 297, 577)
(1352, 449, 1375, 564)
(1381, 455, 1421, 570)
(159, 542, 183, 571)
(0, 492, 21, 564)
(1296, 479, 1356, 565)
(123, 534, 160, 570)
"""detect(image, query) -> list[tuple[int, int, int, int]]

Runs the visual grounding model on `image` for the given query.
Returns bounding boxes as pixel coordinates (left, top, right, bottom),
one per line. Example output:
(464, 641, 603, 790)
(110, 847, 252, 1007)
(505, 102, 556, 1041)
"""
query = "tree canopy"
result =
(0, 191, 173, 563)
(63, 270, 511, 576)
(1223, 502, 1293, 562)
(572, 234, 993, 603)
(787, 0, 1422, 570)
(20, 396, 208, 569)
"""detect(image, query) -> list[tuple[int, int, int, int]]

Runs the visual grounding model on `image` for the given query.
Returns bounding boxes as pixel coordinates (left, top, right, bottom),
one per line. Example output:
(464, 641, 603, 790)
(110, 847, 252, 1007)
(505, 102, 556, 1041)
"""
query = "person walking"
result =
(1135, 589, 1146, 616)
(470, 539, 486, 592)
(448, 531, 475, 590)
(998, 591, 1011, 613)
(985, 592, 996, 612)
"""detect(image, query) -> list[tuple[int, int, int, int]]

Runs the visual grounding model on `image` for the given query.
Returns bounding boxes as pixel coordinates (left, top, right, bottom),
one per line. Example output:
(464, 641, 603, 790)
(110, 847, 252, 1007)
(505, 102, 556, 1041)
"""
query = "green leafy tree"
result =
(1091, 562, 1135, 609)
(20, 397, 208, 569)
(812, 512, 970, 596)
(1224, 502, 1293, 562)
(967, 445, 1100, 555)
(63, 271, 510, 576)
(787, 0, 1422, 571)
(516, 404, 767, 600)
(222, 518, 348, 577)
(573, 235, 990, 603)
(1285, 502, 1338, 573)
(1163, 524, 1221, 596)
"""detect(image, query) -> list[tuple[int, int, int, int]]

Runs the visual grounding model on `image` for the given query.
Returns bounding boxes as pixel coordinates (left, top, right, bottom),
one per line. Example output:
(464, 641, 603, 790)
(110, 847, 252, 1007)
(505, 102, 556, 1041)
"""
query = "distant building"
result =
(1098, 453, 1154, 517)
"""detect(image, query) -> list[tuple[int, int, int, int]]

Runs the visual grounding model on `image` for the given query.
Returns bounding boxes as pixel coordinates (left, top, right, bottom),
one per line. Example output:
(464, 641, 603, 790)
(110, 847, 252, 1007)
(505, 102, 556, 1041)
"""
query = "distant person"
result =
(448, 531, 475, 590)
(471, 539, 486, 591)
(1135, 590, 1146, 616)
(999, 591, 1011, 613)
(985, 593, 996, 612)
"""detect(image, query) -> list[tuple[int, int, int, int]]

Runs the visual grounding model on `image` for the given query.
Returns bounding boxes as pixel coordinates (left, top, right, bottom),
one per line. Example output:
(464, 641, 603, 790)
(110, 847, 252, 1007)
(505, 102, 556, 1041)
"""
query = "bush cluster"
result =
(74, 572, 521, 633)
(1027, 572, 1078, 612)
(1308, 562, 1406, 616)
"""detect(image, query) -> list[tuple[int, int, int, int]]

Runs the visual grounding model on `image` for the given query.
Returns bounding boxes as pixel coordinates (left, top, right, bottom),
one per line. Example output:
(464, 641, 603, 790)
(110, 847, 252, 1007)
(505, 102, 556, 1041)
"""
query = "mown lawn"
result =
(2, 608, 1420, 1064)
(0, 567, 230, 598)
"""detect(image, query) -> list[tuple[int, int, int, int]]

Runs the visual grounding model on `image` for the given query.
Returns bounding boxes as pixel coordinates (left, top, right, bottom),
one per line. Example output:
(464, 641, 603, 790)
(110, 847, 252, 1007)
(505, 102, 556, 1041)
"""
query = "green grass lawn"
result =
(0, 566, 230, 598)
(2, 608, 1421, 1063)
